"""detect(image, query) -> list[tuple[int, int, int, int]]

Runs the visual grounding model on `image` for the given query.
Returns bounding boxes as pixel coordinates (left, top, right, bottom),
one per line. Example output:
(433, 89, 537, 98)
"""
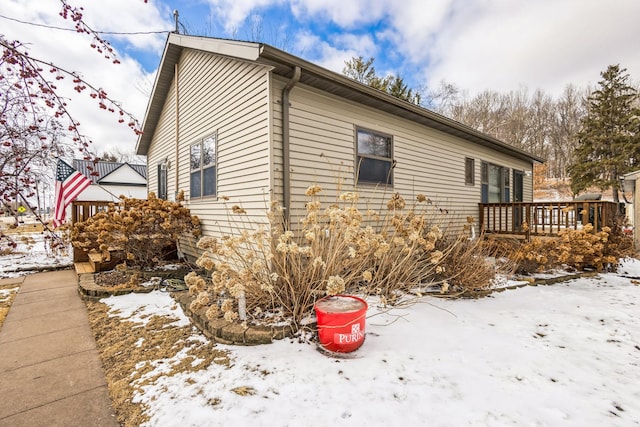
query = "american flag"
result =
(52, 159, 92, 228)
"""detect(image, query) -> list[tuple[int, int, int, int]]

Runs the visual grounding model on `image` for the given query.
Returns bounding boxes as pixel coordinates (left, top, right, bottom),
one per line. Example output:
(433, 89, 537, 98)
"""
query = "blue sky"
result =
(3, 0, 640, 156)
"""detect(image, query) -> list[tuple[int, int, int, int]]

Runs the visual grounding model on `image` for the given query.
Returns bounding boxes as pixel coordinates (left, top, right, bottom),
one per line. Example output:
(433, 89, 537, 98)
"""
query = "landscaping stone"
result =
(77, 273, 153, 300)
(171, 289, 293, 345)
(219, 323, 248, 344)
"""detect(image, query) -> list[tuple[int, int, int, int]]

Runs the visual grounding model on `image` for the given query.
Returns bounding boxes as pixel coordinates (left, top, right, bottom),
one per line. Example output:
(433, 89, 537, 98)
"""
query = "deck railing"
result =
(479, 201, 620, 240)
(71, 200, 116, 223)
(71, 201, 118, 263)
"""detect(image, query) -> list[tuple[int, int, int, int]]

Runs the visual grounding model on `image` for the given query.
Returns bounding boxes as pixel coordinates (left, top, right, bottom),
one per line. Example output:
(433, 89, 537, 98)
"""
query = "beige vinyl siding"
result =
(273, 78, 533, 235)
(147, 79, 177, 199)
(147, 50, 272, 259)
(270, 82, 284, 204)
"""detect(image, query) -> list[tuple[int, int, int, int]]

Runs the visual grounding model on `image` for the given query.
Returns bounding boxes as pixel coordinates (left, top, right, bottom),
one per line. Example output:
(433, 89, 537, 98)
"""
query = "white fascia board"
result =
(169, 34, 262, 61)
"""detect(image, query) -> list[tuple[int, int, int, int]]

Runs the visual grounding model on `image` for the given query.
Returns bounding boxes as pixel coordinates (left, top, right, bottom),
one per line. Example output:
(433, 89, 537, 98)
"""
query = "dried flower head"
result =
(416, 194, 427, 202)
(305, 185, 322, 196)
(430, 250, 444, 264)
(205, 304, 219, 320)
(339, 191, 359, 201)
(224, 310, 239, 322)
(232, 205, 247, 214)
(221, 298, 234, 313)
(306, 201, 322, 212)
(374, 242, 390, 258)
(387, 193, 406, 210)
(348, 246, 357, 258)
(326, 275, 346, 295)
(362, 270, 373, 282)
(312, 257, 326, 269)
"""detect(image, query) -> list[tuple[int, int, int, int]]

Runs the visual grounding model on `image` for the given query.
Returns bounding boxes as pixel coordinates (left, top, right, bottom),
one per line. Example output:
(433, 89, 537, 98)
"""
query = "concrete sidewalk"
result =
(0, 270, 118, 427)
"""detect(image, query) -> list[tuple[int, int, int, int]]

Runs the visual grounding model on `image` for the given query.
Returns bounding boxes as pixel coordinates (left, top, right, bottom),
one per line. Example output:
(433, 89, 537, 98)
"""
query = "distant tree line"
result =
(432, 83, 585, 181)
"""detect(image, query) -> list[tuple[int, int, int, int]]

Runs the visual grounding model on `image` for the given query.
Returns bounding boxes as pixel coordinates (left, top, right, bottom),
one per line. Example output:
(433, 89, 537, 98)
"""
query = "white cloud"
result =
(2, 0, 171, 156)
(80, 0, 171, 51)
(293, 30, 378, 74)
(204, 0, 286, 33)
(290, 0, 389, 27)
(280, 0, 640, 96)
(391, 0, 640, 96)
(330, 33, 378, 61)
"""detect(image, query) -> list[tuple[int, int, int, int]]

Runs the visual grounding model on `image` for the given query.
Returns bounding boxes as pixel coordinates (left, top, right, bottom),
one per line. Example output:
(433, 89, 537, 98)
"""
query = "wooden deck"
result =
(74, 262, 94, 274)
(479, 200, 620, 240)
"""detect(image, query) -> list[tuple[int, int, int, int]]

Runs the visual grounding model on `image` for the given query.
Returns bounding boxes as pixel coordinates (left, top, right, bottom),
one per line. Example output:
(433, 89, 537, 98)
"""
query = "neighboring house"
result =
(73, 159, 148, 202)
(136, 34, 542, 260)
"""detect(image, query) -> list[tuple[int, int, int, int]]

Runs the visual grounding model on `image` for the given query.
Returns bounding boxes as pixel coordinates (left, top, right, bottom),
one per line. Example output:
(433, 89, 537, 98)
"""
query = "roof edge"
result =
(137, 34, 543, 164)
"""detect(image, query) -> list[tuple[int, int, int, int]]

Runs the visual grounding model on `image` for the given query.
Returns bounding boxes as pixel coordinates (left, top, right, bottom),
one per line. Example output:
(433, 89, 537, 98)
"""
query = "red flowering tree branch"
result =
(0, 0, 146, 251)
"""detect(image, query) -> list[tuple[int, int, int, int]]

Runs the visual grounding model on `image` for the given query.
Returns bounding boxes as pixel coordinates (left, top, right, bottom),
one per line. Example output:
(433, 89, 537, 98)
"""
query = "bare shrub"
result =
(186, 187, 472, 328)
(509, 222, 633, 274)
(434, 236, 502, 294)
(71, 192, 201, 269)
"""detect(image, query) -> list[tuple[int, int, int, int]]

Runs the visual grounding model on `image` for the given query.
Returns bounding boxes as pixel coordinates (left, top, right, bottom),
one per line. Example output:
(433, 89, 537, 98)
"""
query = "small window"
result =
(157, 162, 167, 200)
(465, 157, 475, 185)
(356, 128, 393, 186)
(190, 134, 217, 198)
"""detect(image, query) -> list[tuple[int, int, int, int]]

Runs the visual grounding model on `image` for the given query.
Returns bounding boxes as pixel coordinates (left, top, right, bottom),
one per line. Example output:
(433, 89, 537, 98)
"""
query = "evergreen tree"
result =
(568, 64, 640, 203)
(342, 56, 380, 87)
(343, 57, 419, 104)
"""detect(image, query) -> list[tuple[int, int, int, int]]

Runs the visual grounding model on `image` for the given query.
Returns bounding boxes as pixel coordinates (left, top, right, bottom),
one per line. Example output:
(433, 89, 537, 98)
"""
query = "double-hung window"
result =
(481, 162, 510, 203)
(190, 134, 217, 198)
(356, 127, 393, 186)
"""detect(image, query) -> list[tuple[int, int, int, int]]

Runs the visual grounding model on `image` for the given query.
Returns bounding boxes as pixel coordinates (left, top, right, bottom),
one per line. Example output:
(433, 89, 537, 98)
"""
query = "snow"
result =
(0, 231, 72, 277)
(2, 234, 639, 426)
(316, 295, 367, 313)
(102, 291, 191, 328)
(101, 261, 640, 427)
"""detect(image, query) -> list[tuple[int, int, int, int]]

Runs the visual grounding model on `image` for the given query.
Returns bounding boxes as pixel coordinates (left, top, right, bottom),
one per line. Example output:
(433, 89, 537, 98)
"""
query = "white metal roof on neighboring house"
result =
(73, 160, 147, 184)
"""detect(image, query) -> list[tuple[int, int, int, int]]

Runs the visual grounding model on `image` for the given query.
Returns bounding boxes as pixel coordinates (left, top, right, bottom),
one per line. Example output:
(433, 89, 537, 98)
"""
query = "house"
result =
(73, 160, 147, 202)
(136, 34, 543, 260)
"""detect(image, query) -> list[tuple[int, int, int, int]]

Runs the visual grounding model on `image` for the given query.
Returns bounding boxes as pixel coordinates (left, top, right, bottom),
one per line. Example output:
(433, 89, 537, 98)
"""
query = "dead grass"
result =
(0, 223, 45, 234)
(0, 283, 20, 330)
(86, 299, 231, 427)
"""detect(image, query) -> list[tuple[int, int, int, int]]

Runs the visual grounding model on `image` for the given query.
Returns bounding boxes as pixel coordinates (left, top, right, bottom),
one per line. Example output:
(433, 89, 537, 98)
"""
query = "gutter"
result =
(281, 66, 301, 225)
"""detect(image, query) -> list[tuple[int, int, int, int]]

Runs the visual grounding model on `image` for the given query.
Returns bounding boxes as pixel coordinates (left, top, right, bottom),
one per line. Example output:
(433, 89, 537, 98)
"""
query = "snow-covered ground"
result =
(98, 261, 640, 427)
(2, 232, 639, 426)
(0, 231, 72, 277)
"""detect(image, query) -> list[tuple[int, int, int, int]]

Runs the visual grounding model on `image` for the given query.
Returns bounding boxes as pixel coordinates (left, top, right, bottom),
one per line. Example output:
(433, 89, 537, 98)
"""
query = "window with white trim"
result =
(190, 134, 216, 198)
(356, 127, 393, 186)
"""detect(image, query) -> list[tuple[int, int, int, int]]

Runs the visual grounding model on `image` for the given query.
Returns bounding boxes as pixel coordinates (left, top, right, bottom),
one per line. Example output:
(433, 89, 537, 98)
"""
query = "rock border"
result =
(428, 271, 600, 299)
(172, 292, 295, 345)
(77, 272, 295, 345)
(77, 272, 153, 300)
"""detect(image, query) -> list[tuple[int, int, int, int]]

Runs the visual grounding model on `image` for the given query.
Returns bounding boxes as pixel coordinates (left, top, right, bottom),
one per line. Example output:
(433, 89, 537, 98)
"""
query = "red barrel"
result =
(315, 295, 368, 353)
